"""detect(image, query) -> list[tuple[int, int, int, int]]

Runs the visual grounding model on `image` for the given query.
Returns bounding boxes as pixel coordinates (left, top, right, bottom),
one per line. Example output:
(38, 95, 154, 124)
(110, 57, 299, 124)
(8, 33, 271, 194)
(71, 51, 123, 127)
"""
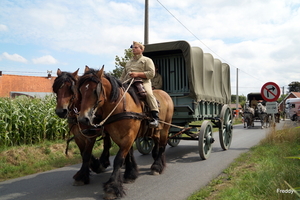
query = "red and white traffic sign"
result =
(261, 82, 280, 102)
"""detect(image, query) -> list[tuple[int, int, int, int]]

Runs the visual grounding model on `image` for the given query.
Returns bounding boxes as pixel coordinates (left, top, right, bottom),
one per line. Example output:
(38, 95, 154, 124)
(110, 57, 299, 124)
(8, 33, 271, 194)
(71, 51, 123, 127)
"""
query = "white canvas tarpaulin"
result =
(144, 40, 231, 104)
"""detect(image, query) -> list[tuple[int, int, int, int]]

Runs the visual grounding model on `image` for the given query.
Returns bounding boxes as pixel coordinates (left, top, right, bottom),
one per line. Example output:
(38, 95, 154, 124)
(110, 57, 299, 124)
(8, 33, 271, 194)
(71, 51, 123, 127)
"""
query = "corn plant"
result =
(0, 95, 68, 147)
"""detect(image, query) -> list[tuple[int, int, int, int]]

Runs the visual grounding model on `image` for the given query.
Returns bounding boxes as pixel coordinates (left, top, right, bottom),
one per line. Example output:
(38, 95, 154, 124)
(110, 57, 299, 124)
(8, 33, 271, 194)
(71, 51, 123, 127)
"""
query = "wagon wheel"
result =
(219, 104, 233, 150)
(167, 133, 181, 147)
(198, 120, 214, 160)
(135, 137, 154, 155)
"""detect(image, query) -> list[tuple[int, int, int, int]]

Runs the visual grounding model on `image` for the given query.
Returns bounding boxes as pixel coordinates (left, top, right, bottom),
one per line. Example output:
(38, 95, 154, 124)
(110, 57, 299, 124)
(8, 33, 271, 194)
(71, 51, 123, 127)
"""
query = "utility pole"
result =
(144, 0, 149, 45)
(236, 68, 239, 118)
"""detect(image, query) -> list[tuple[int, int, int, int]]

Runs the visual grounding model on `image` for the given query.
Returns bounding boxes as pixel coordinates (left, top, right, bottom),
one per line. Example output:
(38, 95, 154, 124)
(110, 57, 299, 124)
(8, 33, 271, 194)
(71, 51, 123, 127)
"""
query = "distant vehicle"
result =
(244, 93, 270, 128)
(285, 98, 300, 121)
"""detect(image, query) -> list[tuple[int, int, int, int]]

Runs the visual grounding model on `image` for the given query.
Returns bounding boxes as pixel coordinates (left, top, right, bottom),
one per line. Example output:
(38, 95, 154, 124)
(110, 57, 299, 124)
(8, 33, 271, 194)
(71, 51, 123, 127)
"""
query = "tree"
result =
(108, 48, 133, 78)
(278, 94, 288, 103)
(231, 94, 246, 110)
(288, 81, 300, 93)
(231, 95, 246, 104)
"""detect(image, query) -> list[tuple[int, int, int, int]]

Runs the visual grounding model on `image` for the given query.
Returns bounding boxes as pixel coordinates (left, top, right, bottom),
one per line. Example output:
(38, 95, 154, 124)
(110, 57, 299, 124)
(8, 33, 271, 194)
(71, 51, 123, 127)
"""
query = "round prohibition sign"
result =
(261, 82, 280, 102)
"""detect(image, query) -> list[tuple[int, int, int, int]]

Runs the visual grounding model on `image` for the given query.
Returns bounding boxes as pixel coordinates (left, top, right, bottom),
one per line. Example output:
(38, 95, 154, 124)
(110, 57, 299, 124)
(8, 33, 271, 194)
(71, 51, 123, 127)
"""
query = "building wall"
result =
(0, 74, 56, 97)
(278, 92, 300, 112)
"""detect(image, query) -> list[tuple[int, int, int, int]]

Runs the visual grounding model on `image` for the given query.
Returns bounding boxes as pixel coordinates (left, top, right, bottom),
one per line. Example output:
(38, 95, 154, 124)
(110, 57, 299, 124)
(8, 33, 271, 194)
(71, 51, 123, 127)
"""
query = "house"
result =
(0, 72, 56, 98)
(230, 103, 242, 117)
(278, 92, 300, 112)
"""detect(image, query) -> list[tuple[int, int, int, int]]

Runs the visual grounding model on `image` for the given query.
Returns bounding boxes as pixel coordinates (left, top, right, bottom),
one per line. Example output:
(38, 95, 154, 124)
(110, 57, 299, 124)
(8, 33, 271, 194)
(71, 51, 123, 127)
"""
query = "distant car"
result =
(285, 98, 300, 121)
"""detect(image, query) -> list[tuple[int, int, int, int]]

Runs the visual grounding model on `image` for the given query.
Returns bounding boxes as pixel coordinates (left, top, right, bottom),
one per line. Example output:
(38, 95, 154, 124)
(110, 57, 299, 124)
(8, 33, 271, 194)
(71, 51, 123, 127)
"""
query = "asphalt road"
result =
(0, 120, 293, 200)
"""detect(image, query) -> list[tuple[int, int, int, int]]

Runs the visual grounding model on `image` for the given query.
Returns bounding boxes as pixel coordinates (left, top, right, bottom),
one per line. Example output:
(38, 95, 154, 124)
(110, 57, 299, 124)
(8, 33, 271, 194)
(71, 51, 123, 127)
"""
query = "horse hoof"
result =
(150, 170, 160, 175)
(103, 193, 118, 200)
(73, 180, 85, 186)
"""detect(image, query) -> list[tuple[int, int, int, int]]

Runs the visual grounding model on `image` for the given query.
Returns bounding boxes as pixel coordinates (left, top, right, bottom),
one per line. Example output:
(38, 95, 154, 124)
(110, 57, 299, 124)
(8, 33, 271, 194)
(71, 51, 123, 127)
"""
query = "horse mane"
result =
(78, 68, 140, 105)
(53, 71, 77, 93)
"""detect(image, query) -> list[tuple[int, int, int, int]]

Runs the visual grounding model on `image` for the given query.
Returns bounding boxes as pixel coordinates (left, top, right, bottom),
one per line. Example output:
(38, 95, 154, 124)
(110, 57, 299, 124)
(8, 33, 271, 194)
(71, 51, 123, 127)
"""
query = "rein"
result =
(90, 77, 135, 128)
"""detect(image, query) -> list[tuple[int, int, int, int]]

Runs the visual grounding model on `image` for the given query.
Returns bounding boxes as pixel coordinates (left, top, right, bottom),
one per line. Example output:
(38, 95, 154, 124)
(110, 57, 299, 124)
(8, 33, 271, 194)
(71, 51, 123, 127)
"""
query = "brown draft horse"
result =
(52, 68, 111, 186)
(77, 66, 174, 199)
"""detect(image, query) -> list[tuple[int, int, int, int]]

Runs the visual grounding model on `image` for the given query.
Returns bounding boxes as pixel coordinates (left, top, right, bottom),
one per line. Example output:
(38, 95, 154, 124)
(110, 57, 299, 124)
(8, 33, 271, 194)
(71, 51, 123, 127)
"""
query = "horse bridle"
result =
(77, 74, 106, 117)
(64, 80, 77, 112)
(84, 77, 135, 127)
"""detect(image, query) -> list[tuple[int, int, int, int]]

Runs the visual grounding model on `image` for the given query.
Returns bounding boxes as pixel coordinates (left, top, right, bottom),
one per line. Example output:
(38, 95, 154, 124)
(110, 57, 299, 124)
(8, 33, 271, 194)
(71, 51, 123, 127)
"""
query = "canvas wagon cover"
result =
(144, 40, 231, 104)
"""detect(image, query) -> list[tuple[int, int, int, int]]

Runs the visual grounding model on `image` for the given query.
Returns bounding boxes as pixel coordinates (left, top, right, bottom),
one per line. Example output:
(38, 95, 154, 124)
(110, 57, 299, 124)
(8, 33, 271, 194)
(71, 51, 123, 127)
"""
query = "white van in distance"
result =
(285, 98, 300, 121)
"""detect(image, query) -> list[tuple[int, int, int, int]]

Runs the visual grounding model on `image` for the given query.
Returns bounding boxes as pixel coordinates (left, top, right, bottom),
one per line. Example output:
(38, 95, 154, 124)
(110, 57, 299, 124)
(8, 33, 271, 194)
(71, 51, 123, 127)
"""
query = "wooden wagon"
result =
(135, 40, 233, 160)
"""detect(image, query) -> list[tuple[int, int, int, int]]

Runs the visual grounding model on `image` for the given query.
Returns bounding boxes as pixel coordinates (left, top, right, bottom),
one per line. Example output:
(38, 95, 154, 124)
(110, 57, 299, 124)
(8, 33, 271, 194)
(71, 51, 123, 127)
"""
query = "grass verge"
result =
(188, 124, 300, 200)
(0, 139, 110, 182)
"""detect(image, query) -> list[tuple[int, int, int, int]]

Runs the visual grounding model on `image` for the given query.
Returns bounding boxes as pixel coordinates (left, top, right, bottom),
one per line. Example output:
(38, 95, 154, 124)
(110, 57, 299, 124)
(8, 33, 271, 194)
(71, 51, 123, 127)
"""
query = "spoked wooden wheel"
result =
(219, 105, 233, 150)
(167, 133, 181, 147)
(198, 120, 214, 160)
(136, 137, 154, 155)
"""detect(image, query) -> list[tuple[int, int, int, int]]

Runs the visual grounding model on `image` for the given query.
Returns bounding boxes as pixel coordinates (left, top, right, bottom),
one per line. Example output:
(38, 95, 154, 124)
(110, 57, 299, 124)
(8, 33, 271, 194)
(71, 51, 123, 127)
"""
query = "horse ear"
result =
(72, 68, 79, 79)
(84, 65, 90, 72)
(97, 65, 105, 77)
(57, 68, 62, 76)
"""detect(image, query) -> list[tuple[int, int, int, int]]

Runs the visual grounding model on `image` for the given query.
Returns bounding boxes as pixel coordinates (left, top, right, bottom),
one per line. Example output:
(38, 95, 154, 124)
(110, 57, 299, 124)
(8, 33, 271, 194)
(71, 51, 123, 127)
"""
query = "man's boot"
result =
(149, 111, 159, 128)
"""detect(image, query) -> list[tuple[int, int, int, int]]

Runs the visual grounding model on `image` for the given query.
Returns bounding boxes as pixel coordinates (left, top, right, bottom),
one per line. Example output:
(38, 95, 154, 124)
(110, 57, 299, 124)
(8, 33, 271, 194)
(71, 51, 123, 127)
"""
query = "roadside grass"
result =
(188, 123, 300, 200)
(0, 139, 110, 182)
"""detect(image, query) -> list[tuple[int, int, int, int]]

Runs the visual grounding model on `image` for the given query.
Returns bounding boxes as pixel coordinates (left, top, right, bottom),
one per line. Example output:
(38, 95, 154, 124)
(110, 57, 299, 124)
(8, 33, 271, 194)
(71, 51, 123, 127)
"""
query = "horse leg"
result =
(150, 128, 167, 175)
(69, 125, 90, 185)
(99, 132, 111, 169)
(246, 119, 250, 129)
(73, 136, 96, 186)
(90, 132, 111, 173)
(261, 116, 264, 128)
(103, 150, 127, 199)
(123, 146, 138, 183)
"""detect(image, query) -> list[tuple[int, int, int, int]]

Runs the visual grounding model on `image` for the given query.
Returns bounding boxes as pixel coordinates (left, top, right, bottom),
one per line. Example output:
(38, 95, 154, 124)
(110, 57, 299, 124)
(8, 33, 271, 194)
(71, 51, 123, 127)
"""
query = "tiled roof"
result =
(291, 92, 300, 98)
(0, 74, 56, 97)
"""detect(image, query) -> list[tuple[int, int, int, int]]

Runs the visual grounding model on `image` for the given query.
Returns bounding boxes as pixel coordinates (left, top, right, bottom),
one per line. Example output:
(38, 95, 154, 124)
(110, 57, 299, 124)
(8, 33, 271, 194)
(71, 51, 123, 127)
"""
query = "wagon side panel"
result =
(221, 63, 231, 105)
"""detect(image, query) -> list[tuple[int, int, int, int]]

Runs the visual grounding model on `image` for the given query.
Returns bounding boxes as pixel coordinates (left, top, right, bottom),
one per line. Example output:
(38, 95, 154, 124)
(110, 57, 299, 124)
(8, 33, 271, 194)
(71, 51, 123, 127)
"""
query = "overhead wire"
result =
(156, 0, 264, 84)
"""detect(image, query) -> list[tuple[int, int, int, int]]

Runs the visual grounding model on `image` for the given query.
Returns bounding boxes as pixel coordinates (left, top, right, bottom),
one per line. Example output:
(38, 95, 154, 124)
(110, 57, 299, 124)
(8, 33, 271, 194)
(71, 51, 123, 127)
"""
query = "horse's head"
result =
(257, 103, 263, 112)
(77, 65, 106, 126)
(257, 103, 266, 113)
(52, 68, 79, 118)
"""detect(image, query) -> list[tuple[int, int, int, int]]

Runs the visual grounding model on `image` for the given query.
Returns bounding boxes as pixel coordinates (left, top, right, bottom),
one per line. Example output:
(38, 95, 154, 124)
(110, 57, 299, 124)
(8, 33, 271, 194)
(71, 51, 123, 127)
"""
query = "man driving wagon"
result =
(120, 41, 159, 128)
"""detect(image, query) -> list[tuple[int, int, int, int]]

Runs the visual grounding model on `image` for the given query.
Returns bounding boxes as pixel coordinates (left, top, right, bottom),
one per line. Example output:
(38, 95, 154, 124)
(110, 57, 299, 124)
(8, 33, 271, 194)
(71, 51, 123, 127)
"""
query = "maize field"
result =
(0, 95, 68, 147)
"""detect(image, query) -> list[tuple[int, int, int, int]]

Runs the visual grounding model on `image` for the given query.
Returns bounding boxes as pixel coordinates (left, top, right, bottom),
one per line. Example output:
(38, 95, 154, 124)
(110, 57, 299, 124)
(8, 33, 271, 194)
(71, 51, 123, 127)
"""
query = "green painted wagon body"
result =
(144, 40, 231, 125)
(136, 41, 233, 159)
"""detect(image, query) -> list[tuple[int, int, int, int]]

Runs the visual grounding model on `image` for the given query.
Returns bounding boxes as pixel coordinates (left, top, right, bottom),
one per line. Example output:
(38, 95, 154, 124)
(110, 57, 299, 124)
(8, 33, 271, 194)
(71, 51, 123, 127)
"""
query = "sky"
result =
(1, 0, 300, 97)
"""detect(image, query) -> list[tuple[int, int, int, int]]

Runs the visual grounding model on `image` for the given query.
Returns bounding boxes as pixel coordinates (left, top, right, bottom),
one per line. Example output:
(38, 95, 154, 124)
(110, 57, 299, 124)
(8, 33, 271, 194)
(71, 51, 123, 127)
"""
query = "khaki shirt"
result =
(120, 55, 155, 83)
(251, 100, 258, 108)
(120, 54, 158, 111)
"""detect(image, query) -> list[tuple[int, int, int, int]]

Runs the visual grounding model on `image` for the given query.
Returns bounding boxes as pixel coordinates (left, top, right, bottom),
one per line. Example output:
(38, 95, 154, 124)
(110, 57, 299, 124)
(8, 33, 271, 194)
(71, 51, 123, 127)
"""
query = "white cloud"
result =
(1, 52, 27, 63)
(0, 24, 8, 31)
(0, 0, 300, 95)
(32, 55, 58, 65)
